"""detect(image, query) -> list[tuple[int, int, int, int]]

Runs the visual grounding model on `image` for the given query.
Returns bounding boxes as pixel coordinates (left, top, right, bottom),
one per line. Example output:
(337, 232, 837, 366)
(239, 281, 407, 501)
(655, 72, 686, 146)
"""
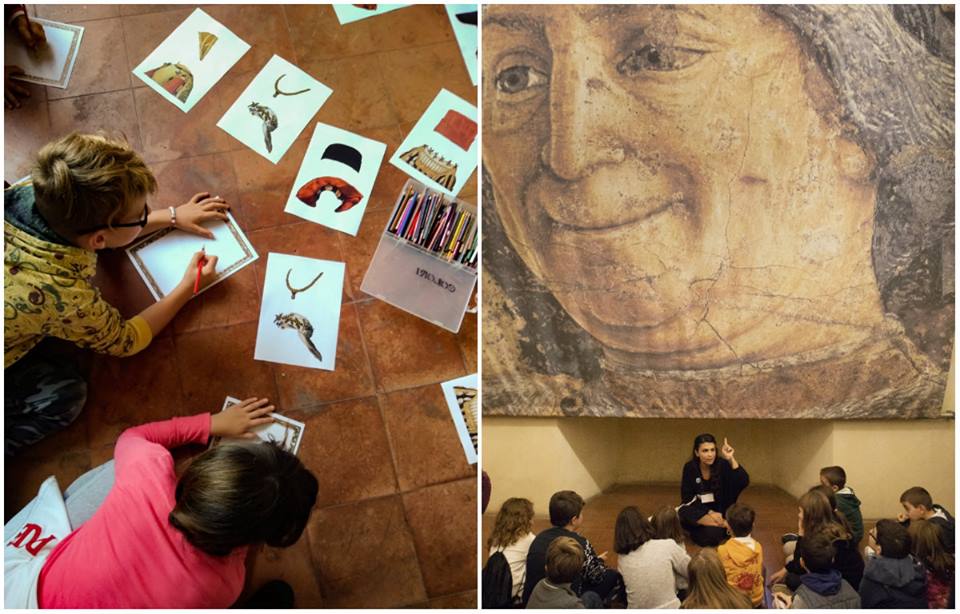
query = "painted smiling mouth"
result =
(542, 191, 687, 234)
(297, 177, 364, 212)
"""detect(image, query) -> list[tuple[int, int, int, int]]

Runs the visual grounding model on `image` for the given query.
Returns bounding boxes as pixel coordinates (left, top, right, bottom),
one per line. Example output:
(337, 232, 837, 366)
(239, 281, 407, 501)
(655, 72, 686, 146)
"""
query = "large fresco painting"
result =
(482, 5, 955, 418)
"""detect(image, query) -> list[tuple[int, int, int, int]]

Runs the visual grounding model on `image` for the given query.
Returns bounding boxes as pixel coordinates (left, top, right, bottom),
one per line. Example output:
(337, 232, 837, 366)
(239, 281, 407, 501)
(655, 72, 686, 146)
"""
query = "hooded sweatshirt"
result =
(858, 555, 928, 609)
(835, 487, 864, 545)
(792, 569, 861, 609)
(717, 536, 763, 606)
(4, 182, 152, 367)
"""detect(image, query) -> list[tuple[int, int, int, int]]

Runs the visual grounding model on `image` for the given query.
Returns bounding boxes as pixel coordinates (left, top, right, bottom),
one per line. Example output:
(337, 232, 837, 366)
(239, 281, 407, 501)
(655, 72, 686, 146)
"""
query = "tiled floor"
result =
(4, 4, 477, 608)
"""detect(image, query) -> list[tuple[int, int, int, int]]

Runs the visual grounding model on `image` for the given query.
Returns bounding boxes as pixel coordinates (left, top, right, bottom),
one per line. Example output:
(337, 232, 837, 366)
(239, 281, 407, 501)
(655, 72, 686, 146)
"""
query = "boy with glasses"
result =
(5, 132, 229, 454)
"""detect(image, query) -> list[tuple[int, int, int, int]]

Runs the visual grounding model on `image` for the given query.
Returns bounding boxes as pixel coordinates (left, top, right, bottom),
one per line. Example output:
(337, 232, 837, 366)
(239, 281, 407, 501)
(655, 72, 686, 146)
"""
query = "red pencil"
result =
(193, 247, 206, 295)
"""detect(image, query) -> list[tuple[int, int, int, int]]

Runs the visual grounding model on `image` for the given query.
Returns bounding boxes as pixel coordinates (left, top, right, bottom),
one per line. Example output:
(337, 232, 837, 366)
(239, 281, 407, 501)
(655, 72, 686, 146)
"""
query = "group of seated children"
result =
(485, 467, 954, 609)
(4, 133, 319, 608)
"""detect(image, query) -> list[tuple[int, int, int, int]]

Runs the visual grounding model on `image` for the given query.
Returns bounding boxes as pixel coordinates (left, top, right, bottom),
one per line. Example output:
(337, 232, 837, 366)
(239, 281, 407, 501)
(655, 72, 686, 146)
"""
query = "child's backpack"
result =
(481, 550, 515, 609)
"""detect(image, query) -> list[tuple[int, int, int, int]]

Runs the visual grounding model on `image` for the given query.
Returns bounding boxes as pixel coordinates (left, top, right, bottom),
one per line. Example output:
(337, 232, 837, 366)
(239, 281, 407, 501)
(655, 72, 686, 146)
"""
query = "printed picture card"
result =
(446, 5, 478, 86)
(212, 396, 305, 456)
(217, 54, 333, 164)
(389, 89, 478, 197)
(132, 8, 250, 112)
(440, 373, 478, 464)
(4, 18, 83, 89)
(254, 253, 345, 371)
(285, 122, 387, 236)
(126, 211, 258, 301)
(333, 4, 408, 24)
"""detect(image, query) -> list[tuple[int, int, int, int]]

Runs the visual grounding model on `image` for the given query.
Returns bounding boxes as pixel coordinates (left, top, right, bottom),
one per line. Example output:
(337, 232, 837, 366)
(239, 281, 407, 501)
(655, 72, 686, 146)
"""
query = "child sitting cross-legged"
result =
(717, 503, 764, 607)
(5, 132, 230, 455)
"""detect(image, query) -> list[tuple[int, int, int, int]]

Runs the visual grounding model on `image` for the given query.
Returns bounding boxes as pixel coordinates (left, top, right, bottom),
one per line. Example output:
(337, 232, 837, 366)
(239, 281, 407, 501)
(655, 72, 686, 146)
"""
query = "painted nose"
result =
(541, 58, 626, 181)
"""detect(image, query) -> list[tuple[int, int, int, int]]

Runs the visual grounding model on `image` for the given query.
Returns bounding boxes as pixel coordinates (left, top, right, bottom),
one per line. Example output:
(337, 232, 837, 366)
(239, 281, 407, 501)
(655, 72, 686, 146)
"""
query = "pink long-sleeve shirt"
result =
(37, 414, 248, 608)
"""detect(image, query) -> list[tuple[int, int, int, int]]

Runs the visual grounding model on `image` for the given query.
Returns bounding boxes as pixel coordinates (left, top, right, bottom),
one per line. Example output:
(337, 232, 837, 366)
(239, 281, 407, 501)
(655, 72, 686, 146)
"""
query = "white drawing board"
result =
(445, 5, 478, 86)
(217, 54, 333, 164)
(125, 211, 258, 301)
(440, 373, 478, 464)
(284, 122, 387, 236)
(213, 396, 305, 456)
(4, 18, 83, 89)
(388, 89, 478, 197)
(254, 253, 345, 371)
(132, 8, 250, 112)
(332, 4, 408, 24)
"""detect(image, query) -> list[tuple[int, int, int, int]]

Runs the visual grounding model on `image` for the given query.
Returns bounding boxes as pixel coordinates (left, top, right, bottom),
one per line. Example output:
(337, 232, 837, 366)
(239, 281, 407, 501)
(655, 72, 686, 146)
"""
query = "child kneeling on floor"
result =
(527, 536, 602, 609)
(718, 503, 764, 607)
(5, 397, 318, 608)
(5, 132, 229, 455)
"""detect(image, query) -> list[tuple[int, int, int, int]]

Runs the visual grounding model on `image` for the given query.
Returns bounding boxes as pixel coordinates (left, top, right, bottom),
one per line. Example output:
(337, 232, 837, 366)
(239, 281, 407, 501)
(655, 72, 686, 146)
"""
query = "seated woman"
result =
(771, 487, 865, 593)
(615, 506, 690, 608)
(681, 548, 753, 609)
(678, 434, 749, 546)
(487, 497, 537, 603)
(7, 397, 318, 608)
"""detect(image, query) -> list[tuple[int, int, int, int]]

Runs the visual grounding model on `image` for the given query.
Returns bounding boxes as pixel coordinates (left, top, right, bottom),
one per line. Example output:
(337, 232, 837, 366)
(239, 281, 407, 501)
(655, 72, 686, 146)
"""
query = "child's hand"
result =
(897, 512, 907, 523)
(769, 567, 787, 585)
(4, 66, 30, 109)
(773, 592, 792, 609)
(13, 15, 46, 50)
(179, 250, 219, 293)
(176, 192, 230, 239)
(211, 397, 275, 438)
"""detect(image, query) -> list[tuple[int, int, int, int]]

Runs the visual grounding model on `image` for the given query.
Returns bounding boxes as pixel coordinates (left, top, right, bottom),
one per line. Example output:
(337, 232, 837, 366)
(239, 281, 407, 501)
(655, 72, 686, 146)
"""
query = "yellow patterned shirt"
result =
(4, 183, 152, 367)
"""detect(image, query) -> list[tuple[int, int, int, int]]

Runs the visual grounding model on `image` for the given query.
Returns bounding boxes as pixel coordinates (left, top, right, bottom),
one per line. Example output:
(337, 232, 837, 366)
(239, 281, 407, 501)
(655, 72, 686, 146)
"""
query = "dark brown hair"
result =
(614, 506, 655, 555)
(546, 536, 584, 584)
(799, 489, 847, 542)
(652, 506, 685, 545)
(32, 132, 157, 240)
(876, 519, 911, 559)
(909, 519, 954, 581)
(819, 466, 847, 489)
(809, 484, 855, 539)
(725, 503, 755, 538)
(169, 442, 318, 557)
(549, 490, 584, 527)
(488, 497, 534, 549)
(799, 532, 836, 573)
(900, 486, 934, 510)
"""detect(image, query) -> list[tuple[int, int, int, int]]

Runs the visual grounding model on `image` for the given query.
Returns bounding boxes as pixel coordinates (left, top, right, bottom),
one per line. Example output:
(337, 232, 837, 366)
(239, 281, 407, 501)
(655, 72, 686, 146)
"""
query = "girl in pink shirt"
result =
(35, 397, 318, 608)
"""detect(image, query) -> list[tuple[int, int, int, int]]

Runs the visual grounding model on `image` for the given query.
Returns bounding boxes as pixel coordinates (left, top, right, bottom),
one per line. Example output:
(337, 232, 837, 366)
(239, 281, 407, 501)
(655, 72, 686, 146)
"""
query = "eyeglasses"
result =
(76, 203, 149, 234)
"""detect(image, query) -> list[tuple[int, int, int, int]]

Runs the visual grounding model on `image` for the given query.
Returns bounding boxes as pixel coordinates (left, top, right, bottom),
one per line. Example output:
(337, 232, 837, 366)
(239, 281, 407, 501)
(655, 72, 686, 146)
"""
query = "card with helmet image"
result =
(217, 54, 333, 164)
(132, 8, 250, 113)
(284, 122, 387, 236)
(389, 88, 478, 197)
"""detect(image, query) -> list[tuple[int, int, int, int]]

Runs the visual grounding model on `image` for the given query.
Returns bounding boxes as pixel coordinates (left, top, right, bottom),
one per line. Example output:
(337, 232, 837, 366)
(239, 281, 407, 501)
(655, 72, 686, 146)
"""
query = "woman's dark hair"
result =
(614, 506, 655, 555)
(169, 442, 319, 557)
(691, 433, 722, 492)
(691, 433, 717, 460)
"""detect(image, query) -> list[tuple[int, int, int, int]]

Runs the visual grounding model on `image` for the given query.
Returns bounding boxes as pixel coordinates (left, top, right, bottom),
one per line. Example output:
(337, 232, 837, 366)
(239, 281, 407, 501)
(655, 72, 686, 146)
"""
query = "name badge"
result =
(700, 492, 716, 504)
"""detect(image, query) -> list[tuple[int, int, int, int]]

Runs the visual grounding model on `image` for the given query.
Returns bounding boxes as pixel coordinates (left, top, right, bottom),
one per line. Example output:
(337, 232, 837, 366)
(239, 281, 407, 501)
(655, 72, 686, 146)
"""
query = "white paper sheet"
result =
(4, 18, 83, 89)
(217, 55, 333, 164)
(254, 253, 345, 371)
(445, 5, 478, 86)
(125, 211, 258, 301)
(332, 4, 408, 24)
(132, 8, 250, 112)
(389, 89, 478, 197)
(284, 122, 386, 236)
(440, 373, 477, 464)
(212, 396, 305, 456)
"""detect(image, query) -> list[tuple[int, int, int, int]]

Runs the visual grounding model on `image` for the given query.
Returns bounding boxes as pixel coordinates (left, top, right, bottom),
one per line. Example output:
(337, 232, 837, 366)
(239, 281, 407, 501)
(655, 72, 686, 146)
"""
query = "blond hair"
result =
(488, 497, 534, 550)
(31, 132, 156, 239)
(682, 548, 753, 609)
(545, 536, 584, 584)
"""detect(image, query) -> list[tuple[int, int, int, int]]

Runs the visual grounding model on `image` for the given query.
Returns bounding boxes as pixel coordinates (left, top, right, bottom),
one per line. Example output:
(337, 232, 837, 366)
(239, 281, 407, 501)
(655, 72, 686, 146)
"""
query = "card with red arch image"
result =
(285, 122, 387, 236)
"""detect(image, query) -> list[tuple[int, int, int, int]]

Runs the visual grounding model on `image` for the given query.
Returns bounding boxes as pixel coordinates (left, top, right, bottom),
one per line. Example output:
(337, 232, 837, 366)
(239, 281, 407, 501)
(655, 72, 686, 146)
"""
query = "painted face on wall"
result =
(483, 5, 881, 370)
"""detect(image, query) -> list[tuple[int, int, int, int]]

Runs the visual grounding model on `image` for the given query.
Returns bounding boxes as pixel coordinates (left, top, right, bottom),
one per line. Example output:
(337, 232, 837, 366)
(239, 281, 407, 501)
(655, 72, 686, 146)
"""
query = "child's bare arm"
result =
(137, 251, 218, 335)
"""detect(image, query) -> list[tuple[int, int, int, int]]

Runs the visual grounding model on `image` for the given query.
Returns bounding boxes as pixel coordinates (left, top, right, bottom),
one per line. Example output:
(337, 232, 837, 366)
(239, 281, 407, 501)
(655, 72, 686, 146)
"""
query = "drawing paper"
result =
(445, 5, 478, 86)
(389, 89, 478, 197)
(254, 253, 345, 371)
(217, 54, 333, 164)
(4, 18, 83, 89)
(213, 396, 305, 456)
(285, 122, 387, 236)
(126, 211, 258, 301)
(440, 373, 478, 464)
(132, 8, 250, 112)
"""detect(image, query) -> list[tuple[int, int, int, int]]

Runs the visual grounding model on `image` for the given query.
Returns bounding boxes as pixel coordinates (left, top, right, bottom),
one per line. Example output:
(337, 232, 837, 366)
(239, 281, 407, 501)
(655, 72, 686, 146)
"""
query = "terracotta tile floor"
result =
(4, 5, 477, 608)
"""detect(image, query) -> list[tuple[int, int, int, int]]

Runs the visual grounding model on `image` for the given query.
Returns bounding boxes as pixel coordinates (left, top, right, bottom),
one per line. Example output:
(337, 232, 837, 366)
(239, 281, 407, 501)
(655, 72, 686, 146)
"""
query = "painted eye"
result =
(617, 44, 706, 75)
(495, 65, 548, 94)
